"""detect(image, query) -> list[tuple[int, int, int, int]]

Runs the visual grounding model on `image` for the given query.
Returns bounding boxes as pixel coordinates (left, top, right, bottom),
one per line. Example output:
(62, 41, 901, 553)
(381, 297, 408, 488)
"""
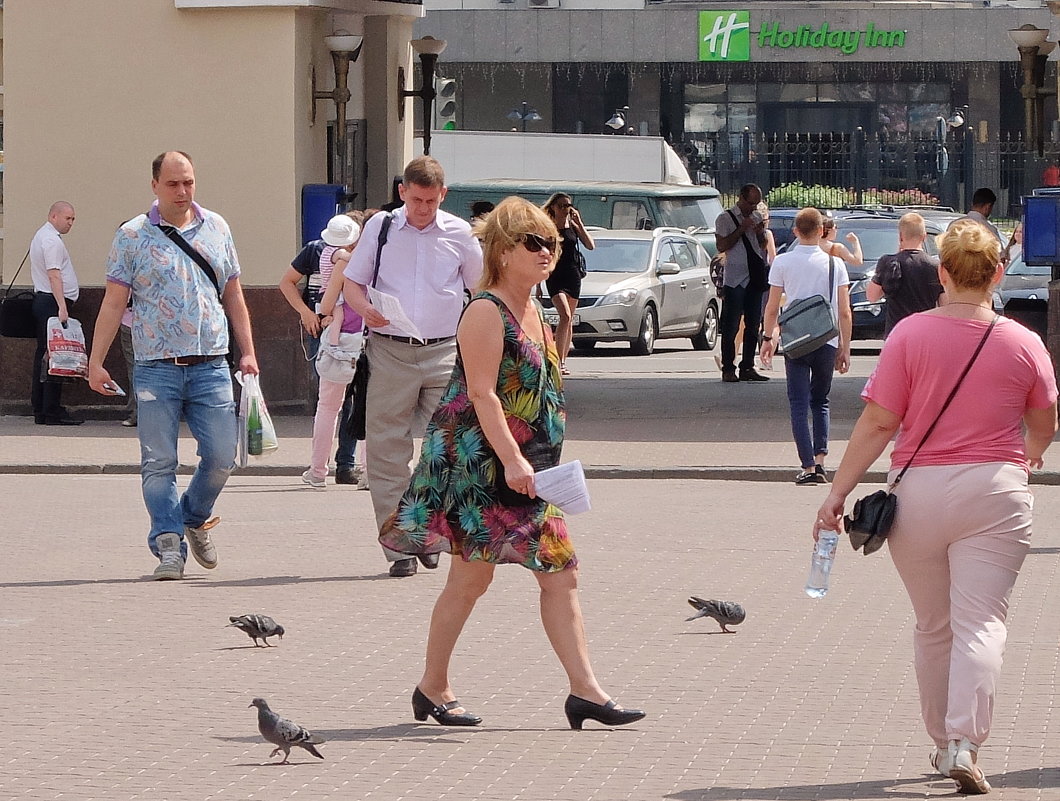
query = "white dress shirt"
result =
(30, 221, 79, 301)
(344, 206, 484, 339)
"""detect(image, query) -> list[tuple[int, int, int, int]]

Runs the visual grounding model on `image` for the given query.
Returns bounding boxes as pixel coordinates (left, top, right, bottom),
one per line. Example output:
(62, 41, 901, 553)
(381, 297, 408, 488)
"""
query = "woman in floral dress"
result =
(380, 196, 645, 731)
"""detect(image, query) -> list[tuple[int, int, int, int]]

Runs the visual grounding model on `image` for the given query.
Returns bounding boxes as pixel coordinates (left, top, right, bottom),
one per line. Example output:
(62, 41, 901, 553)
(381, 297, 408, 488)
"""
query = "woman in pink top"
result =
(814, 220, 1057, 795)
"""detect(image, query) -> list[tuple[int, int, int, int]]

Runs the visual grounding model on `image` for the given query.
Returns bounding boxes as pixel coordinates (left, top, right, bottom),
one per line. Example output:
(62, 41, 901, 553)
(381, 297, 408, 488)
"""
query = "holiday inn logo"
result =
(699, 11, 907, 61)
(699, 11, 751, 62)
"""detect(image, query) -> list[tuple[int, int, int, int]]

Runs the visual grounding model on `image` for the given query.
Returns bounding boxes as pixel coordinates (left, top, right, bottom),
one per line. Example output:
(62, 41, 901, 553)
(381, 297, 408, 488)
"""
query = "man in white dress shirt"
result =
(344, 157, 484, 577)
(30, 201, 81, 425)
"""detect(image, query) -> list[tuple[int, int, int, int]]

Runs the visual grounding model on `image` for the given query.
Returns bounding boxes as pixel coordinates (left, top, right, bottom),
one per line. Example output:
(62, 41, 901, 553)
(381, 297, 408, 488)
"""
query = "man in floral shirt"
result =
(89, 151, 259, 580)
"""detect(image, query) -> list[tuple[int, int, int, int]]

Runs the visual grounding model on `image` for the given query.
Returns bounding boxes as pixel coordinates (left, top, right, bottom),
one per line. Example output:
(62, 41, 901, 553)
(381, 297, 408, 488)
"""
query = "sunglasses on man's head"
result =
(519, 233, 557, 253)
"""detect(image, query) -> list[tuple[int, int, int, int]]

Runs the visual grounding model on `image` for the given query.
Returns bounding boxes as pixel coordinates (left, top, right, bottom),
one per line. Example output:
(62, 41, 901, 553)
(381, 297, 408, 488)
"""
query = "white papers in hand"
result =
(534, 460, 591, 515)
(367, 287, 424, 342)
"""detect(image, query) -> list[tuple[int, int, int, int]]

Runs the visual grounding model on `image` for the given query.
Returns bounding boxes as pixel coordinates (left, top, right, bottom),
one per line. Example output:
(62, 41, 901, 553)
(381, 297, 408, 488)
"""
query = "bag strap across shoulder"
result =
(890, 315, 999, 489)
(154, 217, 224, 301)
(361, 212, 394, 340)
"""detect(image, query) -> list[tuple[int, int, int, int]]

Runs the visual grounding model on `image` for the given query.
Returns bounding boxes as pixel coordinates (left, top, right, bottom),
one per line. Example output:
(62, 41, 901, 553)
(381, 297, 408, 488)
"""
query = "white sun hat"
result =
(320, 215, 361, 247)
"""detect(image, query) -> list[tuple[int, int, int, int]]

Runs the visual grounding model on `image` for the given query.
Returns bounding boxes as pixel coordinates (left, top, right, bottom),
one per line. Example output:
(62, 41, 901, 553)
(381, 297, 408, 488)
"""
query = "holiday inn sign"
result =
(699, 11, 907, 61)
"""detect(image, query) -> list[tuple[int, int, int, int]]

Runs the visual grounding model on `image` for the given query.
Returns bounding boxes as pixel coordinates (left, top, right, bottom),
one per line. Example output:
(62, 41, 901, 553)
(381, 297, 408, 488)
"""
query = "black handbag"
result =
(344, 212, 394, 441)
(845, 316, 998, 554)
(0, 251, 37, 339)
(571, 244, 587, 279)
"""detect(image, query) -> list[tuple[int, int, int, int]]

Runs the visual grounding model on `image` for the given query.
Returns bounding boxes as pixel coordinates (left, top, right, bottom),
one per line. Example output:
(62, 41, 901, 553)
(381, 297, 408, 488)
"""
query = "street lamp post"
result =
(506, 101, 542, 133)
(311, 32, 365, 192)
(1008, 24, 1056, 154)
(398, 36, 448, 156)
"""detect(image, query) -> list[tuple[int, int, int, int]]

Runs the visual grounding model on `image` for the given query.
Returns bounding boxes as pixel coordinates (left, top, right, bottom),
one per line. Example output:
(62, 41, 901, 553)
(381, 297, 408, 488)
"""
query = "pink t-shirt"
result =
(863, 313, 1057, 470)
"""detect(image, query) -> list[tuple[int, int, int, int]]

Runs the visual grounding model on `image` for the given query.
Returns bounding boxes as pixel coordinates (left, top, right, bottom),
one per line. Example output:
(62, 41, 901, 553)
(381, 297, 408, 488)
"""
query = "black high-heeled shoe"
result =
(564, 694, 646, 730)
(412, 687, 482, 726)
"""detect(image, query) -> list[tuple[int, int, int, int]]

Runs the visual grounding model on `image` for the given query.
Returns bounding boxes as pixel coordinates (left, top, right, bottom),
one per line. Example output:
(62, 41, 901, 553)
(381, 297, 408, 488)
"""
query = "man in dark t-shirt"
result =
(867, 213, 943, 336)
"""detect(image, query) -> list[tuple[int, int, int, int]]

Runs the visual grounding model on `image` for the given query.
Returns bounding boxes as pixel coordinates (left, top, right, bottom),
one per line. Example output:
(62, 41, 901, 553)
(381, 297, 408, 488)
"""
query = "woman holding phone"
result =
(543, 193, 595, 375)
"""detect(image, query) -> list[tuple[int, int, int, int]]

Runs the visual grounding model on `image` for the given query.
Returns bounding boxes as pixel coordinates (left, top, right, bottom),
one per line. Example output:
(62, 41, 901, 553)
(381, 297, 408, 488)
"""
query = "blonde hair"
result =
(937, 219, 1000, 290)
(898, 212, 926, 241)
(475, 196, 560, 289)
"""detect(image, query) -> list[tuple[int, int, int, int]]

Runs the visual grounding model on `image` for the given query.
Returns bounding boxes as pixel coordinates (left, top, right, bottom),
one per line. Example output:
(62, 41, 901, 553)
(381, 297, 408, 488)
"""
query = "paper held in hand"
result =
(367, 287, 424, 342)
(534, 460, 592, 515)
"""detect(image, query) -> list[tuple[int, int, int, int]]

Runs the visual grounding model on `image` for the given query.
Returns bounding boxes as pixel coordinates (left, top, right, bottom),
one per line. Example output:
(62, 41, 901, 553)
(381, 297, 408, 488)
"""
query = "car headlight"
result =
(600, 288, 639, 306)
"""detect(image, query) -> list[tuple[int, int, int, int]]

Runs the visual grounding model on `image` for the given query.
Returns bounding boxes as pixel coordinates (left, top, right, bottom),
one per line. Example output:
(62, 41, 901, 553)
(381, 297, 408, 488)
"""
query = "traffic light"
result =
(433, 76, 458, 131)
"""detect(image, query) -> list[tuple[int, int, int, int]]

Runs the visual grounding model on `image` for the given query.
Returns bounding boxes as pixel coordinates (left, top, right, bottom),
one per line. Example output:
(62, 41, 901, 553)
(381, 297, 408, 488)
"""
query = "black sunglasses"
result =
(519, 233, 557, 253)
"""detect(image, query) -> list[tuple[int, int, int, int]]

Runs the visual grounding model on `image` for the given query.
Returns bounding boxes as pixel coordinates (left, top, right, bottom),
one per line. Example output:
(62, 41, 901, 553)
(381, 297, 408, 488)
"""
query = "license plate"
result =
(543, 310, 579, 326)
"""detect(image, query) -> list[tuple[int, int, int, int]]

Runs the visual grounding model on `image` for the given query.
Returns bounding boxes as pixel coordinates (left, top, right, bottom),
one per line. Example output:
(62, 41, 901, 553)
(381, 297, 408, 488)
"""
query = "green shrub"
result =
(764, 182, 940, 209)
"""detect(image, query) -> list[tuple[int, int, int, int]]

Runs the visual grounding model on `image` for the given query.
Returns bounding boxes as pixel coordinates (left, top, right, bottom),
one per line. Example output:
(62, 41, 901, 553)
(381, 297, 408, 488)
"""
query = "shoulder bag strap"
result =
(155, 219, 223, 301)
(828, 256, 836, 305)
(3, 250, 31, 298)
(362, 212, 394, 338)
(890, 315, 999, 489)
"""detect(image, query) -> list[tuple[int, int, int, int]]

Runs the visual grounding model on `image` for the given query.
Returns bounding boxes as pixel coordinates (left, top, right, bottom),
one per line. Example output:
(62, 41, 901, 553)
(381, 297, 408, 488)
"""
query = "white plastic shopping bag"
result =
(46, 316, 88, 379)
(235, 372, 278, 468)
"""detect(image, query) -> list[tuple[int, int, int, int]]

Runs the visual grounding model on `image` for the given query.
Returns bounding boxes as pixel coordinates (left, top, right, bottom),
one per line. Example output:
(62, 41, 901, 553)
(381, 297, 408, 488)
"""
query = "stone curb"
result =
(3, 463, 1058, 485)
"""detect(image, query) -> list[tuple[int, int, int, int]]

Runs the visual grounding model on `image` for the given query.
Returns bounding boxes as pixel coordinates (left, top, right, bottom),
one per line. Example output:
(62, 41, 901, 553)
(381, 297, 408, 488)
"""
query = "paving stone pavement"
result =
(2, 474, 1059, 801)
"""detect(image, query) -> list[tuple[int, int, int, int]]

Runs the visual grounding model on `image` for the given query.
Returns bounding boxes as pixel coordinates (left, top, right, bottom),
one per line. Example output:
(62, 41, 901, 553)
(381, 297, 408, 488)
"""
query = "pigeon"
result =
(228, 614, 284, 647)
(250, 698, 325, 763)
(686, 597, 746, 633)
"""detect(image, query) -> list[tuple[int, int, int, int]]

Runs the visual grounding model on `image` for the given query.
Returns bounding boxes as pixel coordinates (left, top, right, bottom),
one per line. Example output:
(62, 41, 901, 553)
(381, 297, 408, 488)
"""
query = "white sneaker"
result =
(301, 470, 326, 490)
(949, 737, 991, 794)
(184, 517, 219, 570)
(153, 533, 185, 580)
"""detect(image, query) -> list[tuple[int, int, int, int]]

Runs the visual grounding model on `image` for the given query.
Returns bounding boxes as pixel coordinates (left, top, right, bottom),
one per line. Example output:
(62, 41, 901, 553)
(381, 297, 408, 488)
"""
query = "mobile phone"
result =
(105, 381, 126, 397)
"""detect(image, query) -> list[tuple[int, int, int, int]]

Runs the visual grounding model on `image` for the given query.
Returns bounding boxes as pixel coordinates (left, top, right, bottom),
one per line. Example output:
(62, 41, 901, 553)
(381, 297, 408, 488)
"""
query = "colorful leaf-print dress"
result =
(379, 292, 576, 572)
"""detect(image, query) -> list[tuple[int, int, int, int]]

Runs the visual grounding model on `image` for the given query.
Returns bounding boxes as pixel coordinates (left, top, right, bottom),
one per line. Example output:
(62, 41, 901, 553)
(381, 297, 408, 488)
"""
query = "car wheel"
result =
(690, 302, 719, 351)
(630, 306, 657, 356)
(574, 339, 597, 353)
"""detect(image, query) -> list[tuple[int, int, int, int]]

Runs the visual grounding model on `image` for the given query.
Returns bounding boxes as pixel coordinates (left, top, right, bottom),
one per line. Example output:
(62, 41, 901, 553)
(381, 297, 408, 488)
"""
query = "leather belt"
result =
(154, 355, 220, 366)
(374, 333, 454, 346)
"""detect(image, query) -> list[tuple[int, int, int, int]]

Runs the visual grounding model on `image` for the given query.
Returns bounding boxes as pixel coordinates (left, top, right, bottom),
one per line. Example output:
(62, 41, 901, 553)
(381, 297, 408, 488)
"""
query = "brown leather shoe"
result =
(721, 369, 739, 383)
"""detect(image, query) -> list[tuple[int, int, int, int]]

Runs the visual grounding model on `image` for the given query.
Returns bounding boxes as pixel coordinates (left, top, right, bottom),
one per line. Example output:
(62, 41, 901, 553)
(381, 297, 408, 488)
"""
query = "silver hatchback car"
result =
(541, 228, 720, 356)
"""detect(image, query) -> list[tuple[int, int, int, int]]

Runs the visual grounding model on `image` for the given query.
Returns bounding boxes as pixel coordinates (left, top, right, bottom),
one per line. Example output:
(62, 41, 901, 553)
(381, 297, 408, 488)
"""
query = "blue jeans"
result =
(720, 283, 765, 372)
(784, 344, 836, 469)
(134, 357, 237, 558)
(306, 331, 356, 469)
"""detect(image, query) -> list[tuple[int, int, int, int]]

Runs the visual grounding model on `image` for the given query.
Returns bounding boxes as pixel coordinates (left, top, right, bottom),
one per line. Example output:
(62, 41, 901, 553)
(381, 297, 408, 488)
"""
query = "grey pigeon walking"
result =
(686, 597, 746, 633)
(228, 614, 285, 647)
(250, 698, 325, 763)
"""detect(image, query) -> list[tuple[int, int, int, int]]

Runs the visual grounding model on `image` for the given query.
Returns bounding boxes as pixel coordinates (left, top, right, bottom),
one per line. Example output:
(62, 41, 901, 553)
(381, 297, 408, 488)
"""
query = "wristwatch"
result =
(762, 335, 773, 342)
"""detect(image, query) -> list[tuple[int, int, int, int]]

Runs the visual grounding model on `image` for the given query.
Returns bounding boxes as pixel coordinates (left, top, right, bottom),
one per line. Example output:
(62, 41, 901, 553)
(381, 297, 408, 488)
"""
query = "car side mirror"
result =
(657, 261, 681, 275)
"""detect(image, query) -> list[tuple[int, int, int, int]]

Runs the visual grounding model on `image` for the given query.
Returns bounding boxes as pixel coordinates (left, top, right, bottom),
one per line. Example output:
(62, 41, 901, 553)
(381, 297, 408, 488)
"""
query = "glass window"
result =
(728, 103, 757, 135)
(729, 84, 756, 102)
(581, 239, 651, 273)
(670, 240, 698, 270)
(685, 103, 726, 133)
(656, 197, 726, 229)
(612, 201, 652, 230)
(685, 83, 727, 103)
(836, 83, 874, 101)
(908, 103, 949, 134)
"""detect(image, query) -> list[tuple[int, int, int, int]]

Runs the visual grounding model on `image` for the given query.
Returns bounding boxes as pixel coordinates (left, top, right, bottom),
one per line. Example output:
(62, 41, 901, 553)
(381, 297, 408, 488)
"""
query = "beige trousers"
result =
(364, 335, 457, 561)
(887, 462, 1032, 747)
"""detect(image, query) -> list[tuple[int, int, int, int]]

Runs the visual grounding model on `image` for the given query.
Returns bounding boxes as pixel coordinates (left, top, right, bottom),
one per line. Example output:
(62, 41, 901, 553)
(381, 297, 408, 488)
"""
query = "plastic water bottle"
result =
(805, 530, 839, 598)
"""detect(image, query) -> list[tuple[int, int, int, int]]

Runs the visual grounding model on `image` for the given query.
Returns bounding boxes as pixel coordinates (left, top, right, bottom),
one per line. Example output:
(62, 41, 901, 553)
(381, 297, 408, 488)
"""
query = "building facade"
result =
(415, 1, 1058, 209)
(0, 0, 424, 413)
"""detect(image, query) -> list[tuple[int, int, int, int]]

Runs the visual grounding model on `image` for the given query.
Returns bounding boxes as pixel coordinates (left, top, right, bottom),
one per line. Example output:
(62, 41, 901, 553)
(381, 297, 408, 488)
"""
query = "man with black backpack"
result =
(714, 183, 771, 383)
(866, 212, 943, 336)
(88, 151, 259, 581)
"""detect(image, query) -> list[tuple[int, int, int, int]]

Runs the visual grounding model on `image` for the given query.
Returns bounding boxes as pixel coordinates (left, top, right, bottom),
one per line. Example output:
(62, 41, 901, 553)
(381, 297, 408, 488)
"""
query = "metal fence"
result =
(696, 129, 1060, 218)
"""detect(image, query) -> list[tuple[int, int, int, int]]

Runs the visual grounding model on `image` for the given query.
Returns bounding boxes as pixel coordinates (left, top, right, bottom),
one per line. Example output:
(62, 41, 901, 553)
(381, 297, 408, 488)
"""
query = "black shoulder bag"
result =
(344, 212, 393, 441)
(845, 316, 998, 555)
(0, 250, 36, 339)
(155, 219, 236, 368)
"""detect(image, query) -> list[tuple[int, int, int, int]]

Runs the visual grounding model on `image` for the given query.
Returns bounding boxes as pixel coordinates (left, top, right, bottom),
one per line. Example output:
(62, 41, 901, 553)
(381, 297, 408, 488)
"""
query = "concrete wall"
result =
(3, 0, 322, 287)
